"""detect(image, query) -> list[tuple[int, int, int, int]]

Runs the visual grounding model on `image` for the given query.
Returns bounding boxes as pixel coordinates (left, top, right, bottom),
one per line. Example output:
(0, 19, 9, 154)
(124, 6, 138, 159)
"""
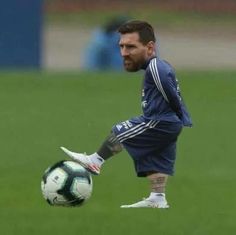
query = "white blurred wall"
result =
(43, 24, 236, 70)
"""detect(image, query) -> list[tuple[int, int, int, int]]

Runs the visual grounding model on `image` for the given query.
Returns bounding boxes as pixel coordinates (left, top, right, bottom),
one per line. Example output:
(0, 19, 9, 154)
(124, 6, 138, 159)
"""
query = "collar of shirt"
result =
(141, 56, 157, 70)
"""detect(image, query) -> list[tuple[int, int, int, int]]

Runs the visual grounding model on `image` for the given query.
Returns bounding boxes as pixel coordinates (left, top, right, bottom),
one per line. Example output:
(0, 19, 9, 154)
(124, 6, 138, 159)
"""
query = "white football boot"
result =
(121, 198, 169, 209)
(60, 147, 101, 175)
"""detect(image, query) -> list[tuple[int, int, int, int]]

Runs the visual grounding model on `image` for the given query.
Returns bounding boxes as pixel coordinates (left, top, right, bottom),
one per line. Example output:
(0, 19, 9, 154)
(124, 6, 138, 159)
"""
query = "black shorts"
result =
(112, 116, 182, 177)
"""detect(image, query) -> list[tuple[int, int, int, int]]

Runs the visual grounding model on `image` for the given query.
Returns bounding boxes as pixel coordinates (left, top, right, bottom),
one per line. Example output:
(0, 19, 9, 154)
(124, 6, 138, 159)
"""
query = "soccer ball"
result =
(41, 160, 93, 207)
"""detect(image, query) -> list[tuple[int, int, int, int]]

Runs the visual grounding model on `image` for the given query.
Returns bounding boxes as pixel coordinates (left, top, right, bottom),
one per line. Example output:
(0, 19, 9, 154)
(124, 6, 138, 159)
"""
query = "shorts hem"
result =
(137, 169, 174, 177)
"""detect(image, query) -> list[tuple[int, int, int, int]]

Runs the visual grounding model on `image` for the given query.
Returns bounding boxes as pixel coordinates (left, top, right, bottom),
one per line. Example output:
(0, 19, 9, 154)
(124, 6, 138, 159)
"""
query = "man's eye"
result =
(127, 45, 135, 49)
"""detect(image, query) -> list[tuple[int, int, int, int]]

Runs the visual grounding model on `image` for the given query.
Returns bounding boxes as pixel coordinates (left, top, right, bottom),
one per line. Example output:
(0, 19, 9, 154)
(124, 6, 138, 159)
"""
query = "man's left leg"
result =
(61, 131, 122, 175)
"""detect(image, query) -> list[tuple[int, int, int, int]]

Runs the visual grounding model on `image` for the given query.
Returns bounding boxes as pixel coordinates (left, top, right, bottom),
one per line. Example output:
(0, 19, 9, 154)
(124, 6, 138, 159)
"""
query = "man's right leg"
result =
(61, 131, 122, 175)
(120, 172, 169, 208)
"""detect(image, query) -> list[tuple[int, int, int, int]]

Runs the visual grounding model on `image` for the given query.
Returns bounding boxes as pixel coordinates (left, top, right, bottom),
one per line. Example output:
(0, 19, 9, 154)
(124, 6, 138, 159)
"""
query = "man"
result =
(82, 16, 130, 71)
(61, 20, 192, 208)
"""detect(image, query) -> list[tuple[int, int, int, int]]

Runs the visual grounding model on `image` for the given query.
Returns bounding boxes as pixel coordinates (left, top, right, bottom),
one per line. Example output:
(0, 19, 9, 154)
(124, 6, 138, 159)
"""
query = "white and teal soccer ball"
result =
(41, 160, 93, 207)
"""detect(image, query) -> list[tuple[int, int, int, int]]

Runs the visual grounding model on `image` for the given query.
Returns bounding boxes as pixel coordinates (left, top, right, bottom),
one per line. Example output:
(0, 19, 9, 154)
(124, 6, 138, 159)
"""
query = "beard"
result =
(123, 58, 144, 72)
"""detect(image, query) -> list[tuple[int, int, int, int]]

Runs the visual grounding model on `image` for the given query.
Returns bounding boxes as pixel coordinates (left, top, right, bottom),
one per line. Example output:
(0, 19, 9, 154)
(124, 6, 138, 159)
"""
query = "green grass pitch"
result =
(0, 70, 235, 235)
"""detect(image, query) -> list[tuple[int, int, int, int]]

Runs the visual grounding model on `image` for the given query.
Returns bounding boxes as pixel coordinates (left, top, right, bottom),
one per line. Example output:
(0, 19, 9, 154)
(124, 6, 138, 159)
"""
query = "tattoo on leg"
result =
(149, 175, 167, 193)
(106, 132, 123, 154)
(97, 131, 122, 160)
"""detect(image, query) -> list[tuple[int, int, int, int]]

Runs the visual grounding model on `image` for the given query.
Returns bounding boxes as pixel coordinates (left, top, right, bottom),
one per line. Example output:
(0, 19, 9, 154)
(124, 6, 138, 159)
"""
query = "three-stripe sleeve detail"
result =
(149, 59, 169, 102)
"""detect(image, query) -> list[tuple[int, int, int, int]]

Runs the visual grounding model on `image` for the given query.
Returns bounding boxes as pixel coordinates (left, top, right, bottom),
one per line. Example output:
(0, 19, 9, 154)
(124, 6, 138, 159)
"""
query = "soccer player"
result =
(61, 20, 192, 208)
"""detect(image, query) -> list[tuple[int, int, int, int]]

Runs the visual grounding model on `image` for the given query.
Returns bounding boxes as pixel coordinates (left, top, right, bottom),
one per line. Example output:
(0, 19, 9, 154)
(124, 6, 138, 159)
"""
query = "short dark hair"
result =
(118, 20, 156, 44)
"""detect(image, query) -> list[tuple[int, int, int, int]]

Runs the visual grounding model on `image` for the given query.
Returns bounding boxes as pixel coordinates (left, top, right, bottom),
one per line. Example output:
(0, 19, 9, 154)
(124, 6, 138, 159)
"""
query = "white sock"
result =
(89, 152, 105, 167)
(148, 192, 166, 202)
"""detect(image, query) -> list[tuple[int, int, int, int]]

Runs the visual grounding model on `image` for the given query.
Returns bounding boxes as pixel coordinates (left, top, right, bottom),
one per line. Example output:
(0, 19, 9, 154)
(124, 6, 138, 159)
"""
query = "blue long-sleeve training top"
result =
(141, 57, 192, 127)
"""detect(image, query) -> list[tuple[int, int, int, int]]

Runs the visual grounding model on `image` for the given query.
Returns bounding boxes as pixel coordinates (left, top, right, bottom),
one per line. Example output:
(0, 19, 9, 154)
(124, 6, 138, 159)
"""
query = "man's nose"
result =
(121, 48, 129, 57)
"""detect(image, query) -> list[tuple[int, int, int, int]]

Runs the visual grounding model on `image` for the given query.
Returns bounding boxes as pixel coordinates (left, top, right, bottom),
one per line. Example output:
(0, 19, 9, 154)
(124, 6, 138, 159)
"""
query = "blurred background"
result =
(1, 1, 236, 235)
(1, 0, 236, 70)
(43, 0, 236, 70)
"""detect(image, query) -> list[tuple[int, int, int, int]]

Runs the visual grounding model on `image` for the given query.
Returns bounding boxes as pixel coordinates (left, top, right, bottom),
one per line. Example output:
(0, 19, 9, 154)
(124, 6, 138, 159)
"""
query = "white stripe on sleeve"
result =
(149, 59, 169, 102)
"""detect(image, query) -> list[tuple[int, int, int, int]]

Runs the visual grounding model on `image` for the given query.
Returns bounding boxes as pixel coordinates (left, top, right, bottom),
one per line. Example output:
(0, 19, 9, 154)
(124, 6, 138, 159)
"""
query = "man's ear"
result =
(147, 41, 156, 56)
